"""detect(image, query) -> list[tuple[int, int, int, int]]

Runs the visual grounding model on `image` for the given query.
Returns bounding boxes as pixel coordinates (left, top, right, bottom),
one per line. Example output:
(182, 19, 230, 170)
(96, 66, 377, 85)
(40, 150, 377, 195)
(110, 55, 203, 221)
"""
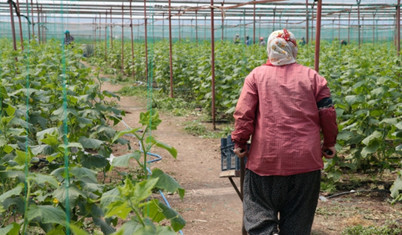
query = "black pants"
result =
(243, 169, 321, 235)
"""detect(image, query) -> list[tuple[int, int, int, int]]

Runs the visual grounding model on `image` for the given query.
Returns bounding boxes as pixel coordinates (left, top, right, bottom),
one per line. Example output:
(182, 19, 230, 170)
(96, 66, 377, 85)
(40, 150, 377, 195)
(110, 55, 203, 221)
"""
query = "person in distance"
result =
(232, 29, 338, 235)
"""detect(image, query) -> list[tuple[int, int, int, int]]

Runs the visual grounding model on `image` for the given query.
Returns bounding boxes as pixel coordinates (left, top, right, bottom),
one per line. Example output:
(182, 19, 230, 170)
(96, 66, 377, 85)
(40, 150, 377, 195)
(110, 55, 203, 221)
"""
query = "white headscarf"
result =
(267, 29, 298, 66)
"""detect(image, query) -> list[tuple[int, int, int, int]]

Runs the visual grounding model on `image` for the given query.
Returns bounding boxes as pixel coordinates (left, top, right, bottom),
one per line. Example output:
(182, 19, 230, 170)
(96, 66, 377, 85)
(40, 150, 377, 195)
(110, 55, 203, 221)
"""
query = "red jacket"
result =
(232, 63, 338, 176)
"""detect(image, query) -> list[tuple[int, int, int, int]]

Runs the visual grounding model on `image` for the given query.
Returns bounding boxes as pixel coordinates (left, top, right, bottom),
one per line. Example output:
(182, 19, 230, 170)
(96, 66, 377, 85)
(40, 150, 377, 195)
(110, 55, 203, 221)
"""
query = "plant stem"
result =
(22, 179, 31, 235)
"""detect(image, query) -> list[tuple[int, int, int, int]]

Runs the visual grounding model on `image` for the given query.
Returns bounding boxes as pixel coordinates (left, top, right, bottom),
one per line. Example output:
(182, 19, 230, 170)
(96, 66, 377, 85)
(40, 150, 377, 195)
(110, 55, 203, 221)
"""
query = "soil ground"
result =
(90, 65, 401, 235)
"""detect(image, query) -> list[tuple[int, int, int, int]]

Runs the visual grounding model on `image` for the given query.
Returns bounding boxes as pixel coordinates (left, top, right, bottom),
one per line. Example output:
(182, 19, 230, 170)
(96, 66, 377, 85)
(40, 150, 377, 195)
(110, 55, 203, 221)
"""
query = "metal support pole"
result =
(169, 0, 173, 98)
(348, 9, 351, 44)
(26, 0, 30, 41)
(195, 10, 198, 43)
(397, 0, 401, 55)
(357, 0, 361, 48)
(221, 3, 224, 41)
(99, 14, 102, 47)
(372, 13, 376, 44)
(253, 2, 256, 44)
(162, 13, 165, 40)
(31, 0, 34, 38)
(273, 8, 276, 31)
(179, 10, 181, 41)
(16, 0, 24, 50)
(362, 16, 364, 44)
(314, 0, 322, 72)
(94, 17, 97, 56)
(144, 0, 148, 81)
(130, 0, 135, 78)
(311, 2, 315, 42)
(338, 14, 341, 41)
(210, 0, 216, 131)
(110, 8, 113, 50)
(204, 15, 207, 41)
(306, 0, 309, 44)
(105, 11, 108, 61)
(41, 6, 44, 43)
(121, 4, 124, 74)
(36, 0, 40, 44)
(9, 0, 17, 51)
(258, 16, 261, 39)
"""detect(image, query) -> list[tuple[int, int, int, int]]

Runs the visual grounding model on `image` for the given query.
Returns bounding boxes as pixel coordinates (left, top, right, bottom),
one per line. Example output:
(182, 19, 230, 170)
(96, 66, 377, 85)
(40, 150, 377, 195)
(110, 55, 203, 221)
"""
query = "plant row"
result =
(0, 39, 185, 234)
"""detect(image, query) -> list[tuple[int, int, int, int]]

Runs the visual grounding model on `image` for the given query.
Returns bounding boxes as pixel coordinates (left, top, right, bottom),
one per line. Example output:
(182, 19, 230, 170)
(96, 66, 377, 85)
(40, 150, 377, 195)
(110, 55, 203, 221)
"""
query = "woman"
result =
(232, 29, 338, 235)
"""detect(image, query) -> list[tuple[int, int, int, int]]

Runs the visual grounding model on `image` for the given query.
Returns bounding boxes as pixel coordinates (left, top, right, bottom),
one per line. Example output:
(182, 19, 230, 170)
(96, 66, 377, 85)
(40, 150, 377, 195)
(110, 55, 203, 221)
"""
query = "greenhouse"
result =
(0, 0, 401, 234)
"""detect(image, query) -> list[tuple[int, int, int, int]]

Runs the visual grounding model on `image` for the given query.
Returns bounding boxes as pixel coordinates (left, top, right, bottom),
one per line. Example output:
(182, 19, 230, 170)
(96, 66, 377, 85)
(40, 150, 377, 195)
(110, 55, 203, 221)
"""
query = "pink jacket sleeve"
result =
(315, 74, 338, 147)
(231, 72, 258, 150)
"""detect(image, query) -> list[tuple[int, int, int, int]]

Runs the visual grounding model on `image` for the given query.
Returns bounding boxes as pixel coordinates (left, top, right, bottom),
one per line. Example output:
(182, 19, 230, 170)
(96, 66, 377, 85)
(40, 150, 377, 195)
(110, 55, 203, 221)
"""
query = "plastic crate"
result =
(221, 135, 241, 171)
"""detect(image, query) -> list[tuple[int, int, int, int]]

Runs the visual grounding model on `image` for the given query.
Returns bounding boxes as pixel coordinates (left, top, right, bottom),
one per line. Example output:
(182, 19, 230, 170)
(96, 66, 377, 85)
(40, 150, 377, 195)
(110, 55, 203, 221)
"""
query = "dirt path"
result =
(94, 71, 401, 235)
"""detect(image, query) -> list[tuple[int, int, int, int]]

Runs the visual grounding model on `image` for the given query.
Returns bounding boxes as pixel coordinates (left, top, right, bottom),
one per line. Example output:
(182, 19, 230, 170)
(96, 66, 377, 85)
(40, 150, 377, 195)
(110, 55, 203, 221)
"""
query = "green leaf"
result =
(146, 136, 177, 159)
(101, 188, 120, 209)
(113, 219, 141, 235)
(111, 151, 141, 168)
(14, 149, 32, 166)
(140, 111, 162, 130)
(5, 104, 16, 116)
(70, 167, 98, 183)
(112, 128, 141, 143)
(132, 178, 159, 202)
(36, 127, 58, 142)
(0, 223, 20, 235)
(361, 142, 380, 158)
(79, 136, 103, 149)
(81, 154, 109, 169)
(0, 184, 24, 203)
(140, 200, 185, 232)
(150, 168, 185, 199)
(105, 200, 131, 219)
(362, 130, 382, 146)
(53, 184, 86, 208)
(390, 171, 402, 199)
(30, 173, 58, 188)
(27, 205, 66, 225)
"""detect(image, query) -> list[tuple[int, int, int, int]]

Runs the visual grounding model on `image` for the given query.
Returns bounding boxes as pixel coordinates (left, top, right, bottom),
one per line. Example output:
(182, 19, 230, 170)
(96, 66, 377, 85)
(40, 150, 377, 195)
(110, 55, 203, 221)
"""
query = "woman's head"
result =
(266, 29, 298, 66)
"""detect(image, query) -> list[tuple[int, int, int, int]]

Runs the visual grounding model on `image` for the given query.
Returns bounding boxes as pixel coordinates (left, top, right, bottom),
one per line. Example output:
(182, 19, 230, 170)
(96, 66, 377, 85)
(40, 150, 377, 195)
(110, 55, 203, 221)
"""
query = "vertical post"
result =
(210, 0, 216, 131)
(348, 9, 351, 44)
(259, 16, 261, 39)
(273, 8, 276, 31)
(26, 0, 31, 41)
(105, 11, 108, 61)
(9, 0, 17, 51)
(94, 17, 97, 57)
(16, 0, 24, 50)
(36, 0, 40, 44)
(121, 3, 124, 74)
(357, 0, 361, 48)
(110, 8, 113, 50)
(130, 0, 135, 78)
(144, 0, 148, 81)
(204, 15, 207, 41)
(397, 0, 401, 56)
(373, 13, 375, 44)
(332, 19, 335, 41)
(306, 0, 309, 44)
(179, 11, 181, 41)
(41, 6, 44, 43)
(162, 13, 165, 40)
(195, 10, 198, 43)
(253, 2, 256, 44)
(169, 0, 173, 98)
(31, 0, 34, 38)
(338, 14, 341, 41)
(221, 2, 224, 41)
(362, 16, 364, 44)
(311, 2, 315, 43)
(314, 0, 322, 72)
(99, 14, 102, 47)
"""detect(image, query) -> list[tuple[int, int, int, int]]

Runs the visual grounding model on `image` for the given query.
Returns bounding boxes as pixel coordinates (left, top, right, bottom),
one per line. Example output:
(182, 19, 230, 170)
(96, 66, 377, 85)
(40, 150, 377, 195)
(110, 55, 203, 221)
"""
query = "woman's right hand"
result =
(322, 146, 336, 159)
(234, 148, 247, 158)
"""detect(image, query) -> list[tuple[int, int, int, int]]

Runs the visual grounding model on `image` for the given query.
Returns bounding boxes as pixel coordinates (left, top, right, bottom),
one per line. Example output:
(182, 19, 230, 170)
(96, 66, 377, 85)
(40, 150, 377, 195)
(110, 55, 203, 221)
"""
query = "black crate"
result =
(221, 135, 241, 171)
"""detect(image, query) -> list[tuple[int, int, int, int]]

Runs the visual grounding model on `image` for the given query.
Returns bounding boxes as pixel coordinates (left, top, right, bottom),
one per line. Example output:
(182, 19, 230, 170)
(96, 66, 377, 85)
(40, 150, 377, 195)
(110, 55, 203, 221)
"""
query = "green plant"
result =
(102, 110, 185, 234)
(342, 223, 401, 235)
